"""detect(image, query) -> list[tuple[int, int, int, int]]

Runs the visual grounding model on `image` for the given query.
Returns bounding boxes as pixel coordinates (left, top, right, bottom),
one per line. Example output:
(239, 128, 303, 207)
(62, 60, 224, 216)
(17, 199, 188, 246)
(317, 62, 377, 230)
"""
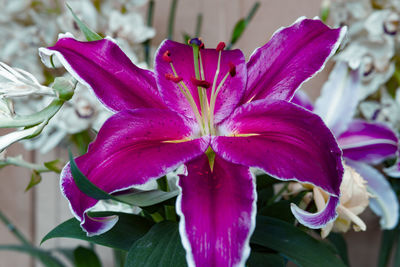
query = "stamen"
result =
(191, 77, 211, 89)
(165, 73, 183, 83)
(216, 42, 226, 52)
(189, 38, 203, 47)
(162, 51, 172, 63)
(228, 62, 236, 77)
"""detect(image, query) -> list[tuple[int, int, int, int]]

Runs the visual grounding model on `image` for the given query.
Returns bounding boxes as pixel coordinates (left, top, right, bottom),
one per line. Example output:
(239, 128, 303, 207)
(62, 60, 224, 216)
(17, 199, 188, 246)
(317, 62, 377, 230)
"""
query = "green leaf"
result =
(247, 252, 285, 267)
(0, 245, 65, 267)
(66, 3, 102, 41)
(69, 151, 176, 207)
(251, 216, 346, 267)
(117, 189, 179, 207)
(25, 170, 42, 191)
(69, 151, 119, 201)
(74, 246, 102, 267)
(42, 212, 153, 251)
(327, 233, 349, 266)
(230, 19, 246, 46)
(70, 130, 92, 155)
(44, 159, 64, 173)
(378, 229, 398, 267)
(228, 2, 260, 48)
(125, 221, 187, 267)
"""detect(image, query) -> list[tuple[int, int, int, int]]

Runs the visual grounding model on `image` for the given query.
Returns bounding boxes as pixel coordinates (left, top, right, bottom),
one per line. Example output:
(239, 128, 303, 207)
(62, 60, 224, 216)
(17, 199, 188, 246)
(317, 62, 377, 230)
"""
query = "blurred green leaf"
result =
(327, 233, 349, 266)
(71, 130, 92, 155)
(251, 216, 346, 267)
(378, 229, 398, 267)
(0, 245, 65, 267)
(125, 221, 187, 267)
(44, 159, 64, 173)
(74, 246, 102, 267)
(247, 252, 285, 267)
(25, 170, 42, 191)
(66, 3, 102, 41)
(42, 212, 153, 251)
(228, 2, 260, 48)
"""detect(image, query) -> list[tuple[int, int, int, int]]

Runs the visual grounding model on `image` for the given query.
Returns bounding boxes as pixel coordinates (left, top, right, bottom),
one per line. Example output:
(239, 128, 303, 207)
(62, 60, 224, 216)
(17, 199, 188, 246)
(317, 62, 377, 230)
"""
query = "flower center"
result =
(163, 38, 236, 136)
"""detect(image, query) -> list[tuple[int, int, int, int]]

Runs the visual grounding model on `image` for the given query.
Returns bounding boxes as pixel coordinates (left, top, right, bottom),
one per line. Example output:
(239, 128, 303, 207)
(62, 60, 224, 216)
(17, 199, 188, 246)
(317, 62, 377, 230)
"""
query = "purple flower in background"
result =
(293, 62, 399, 229)
(40, 18, 345, 266)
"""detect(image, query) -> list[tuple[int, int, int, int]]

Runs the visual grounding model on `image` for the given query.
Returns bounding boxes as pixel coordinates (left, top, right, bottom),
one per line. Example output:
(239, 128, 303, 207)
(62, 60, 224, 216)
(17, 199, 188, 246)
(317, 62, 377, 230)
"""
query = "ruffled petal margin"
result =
(39, 33, 165, 112)
(242, 17, 346, 104)
(213, 100, 343, 228)
(177, 154, 256, 267)
(61, 108, 209, 235)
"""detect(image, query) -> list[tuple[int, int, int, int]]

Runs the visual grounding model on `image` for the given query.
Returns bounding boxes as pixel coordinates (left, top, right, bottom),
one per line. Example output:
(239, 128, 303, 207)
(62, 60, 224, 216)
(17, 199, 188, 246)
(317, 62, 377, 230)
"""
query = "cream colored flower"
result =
(315, 165, 371, 238)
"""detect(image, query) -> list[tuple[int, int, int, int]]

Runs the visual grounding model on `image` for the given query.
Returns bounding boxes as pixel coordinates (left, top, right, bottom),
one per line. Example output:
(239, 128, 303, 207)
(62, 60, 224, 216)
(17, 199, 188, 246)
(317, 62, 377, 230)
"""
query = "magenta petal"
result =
(213, 100, 343, 197)
(61, 109, 209, 235)
(39, 34, 165, 112)
(155, 40, 246, 123)
(177, 154, 256, 267)
(242, 18, 346, 103)
(291, 195, 339, 229)
(338, 120, 398, 164)
(291, 90, 314, 111)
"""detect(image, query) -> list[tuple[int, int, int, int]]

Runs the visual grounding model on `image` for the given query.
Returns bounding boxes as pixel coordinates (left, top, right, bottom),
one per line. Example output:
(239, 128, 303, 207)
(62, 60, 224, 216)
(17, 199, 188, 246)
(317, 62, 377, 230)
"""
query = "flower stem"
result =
(143, 0, 155, 66)
(0, 156, 50, 173)
(0, 209, 31, 245)
(167, 0, 178, 40)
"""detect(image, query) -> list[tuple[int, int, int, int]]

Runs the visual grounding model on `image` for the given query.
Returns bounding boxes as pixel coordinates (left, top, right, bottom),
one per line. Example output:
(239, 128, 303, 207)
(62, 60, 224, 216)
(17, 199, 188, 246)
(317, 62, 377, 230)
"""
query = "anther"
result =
(165, 73, 183, 83)
(162, 51, 172, 63)
(189, 38, 203, 47)
(216, 42, 226, 52)
(228, 62, 236, 77)
(191, 77, 211, 88)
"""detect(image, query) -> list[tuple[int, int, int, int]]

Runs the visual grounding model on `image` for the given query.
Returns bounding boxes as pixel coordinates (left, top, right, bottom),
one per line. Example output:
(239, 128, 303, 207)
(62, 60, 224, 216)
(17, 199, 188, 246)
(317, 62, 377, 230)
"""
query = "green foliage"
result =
(42, 212, 153, 251)
(0, 245, 65, 267)
(73, 246, 102, 267)
(125, 221, 187, 267)
(66, 3, 102, 41)
(25, 170, 42, 191)
(251, 216, 346, 267)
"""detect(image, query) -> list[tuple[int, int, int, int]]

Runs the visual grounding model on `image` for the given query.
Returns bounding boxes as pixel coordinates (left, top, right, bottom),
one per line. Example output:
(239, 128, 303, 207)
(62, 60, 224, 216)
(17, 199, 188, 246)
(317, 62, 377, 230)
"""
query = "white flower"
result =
(316, 165, 371, 238)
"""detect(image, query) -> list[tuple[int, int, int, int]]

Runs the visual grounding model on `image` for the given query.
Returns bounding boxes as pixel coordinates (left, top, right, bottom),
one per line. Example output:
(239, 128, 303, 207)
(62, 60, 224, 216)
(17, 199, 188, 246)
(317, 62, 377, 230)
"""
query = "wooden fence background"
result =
(0, 0, 382, 266)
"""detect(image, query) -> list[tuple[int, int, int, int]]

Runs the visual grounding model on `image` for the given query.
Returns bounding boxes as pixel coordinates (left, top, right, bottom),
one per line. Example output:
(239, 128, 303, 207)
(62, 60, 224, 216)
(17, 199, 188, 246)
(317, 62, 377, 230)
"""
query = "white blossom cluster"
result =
(0, 0, 155, 153)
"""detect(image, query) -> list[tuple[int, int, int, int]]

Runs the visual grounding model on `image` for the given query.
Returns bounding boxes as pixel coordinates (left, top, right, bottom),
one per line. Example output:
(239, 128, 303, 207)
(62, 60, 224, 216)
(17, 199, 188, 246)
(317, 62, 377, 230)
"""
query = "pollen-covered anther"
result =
(228, 62, 236, 77)
(216, 42, 226, 52)
(165, 73, 183, 83)
(191, 77, 211, 88)
(162, 50, 172, 63)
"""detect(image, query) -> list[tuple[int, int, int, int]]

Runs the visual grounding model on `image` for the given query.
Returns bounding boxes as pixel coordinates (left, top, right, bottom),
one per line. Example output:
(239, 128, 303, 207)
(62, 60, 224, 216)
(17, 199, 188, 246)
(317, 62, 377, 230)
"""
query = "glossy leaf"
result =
(74, 246, 102, 267)
(117, 189, 179, 207)
(251, 216, 346, 267)
(42, 212, 153, 251)
(125, 221, 187, 267)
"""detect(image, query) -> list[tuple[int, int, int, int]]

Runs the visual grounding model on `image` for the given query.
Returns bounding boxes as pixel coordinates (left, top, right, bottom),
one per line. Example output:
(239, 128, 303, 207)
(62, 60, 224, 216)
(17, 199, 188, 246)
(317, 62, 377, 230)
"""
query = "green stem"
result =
(143, 0, 155, 66)
(0, 209, 31, 245)
(167, 0, 178, 40)
(0, 156, 50, 173)
(195, 13, 203, 37)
